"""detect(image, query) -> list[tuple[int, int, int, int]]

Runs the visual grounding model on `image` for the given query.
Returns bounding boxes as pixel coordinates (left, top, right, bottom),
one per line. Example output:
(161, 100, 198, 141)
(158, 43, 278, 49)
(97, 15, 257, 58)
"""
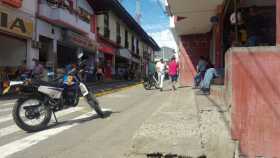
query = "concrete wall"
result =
(225, 47, 280, 158)
(178, 33, 211, 86)
(20, 0, 37, 16)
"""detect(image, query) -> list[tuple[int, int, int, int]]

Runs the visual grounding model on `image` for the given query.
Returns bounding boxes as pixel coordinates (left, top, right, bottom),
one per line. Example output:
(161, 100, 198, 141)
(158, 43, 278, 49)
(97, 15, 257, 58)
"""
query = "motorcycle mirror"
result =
(77, 52, 84, 59)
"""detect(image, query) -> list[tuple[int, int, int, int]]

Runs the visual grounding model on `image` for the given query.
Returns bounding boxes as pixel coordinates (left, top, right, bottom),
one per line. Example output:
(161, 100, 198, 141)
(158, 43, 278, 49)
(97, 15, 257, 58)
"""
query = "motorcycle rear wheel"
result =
(13, 96, 52, 132)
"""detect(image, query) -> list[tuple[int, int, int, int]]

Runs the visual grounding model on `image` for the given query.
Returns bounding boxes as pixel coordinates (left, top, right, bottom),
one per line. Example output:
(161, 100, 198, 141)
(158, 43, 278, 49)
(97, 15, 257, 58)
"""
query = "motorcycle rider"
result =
(32, 58, 44, 79)
(63, 64, 78, 105)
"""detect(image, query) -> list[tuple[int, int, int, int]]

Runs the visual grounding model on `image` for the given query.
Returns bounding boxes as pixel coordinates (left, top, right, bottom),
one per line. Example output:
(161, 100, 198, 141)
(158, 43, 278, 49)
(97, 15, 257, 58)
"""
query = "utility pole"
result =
(135, 0, 141, 24)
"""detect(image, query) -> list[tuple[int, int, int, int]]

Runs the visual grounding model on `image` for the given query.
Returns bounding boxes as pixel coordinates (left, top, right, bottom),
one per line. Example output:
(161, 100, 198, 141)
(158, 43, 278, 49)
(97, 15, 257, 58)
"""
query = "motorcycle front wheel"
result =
(143, 81, 152, 90)
(12, 96, 52, 132)
(86, 93, 104, 117)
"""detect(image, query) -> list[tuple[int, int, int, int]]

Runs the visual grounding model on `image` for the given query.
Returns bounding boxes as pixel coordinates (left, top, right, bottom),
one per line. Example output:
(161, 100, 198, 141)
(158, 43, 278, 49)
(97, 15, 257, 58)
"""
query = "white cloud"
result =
(148, 29, 178, 51)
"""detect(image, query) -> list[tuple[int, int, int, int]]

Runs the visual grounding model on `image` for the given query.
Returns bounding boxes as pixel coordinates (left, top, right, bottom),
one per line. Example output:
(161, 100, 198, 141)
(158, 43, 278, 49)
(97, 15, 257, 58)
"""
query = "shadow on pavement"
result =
(43, 111, 113, 132)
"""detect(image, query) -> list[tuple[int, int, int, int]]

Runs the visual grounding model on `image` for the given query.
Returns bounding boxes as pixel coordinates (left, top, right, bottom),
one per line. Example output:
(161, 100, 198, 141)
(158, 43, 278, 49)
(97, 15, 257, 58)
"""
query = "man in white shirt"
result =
(156, 59, 165, 91)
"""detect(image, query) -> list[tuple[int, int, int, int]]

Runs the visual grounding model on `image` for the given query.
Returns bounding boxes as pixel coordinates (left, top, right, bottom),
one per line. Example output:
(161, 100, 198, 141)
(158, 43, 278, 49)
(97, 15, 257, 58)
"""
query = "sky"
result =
(121, 0, 178, 51)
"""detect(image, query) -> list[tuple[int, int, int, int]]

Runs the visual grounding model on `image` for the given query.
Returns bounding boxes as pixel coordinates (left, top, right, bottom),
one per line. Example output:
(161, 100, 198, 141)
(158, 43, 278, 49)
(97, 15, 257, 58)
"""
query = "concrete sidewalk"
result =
(129, 87, 235, 158)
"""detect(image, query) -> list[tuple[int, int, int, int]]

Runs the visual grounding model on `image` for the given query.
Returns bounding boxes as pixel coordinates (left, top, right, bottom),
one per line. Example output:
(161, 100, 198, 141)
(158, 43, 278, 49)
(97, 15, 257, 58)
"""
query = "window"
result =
(125, 30, 128, 48)
(136, 39, 139, 54)
(131, 35, 135, 52)
(104, 13, 110, 38)
(116, 22, 121, 44)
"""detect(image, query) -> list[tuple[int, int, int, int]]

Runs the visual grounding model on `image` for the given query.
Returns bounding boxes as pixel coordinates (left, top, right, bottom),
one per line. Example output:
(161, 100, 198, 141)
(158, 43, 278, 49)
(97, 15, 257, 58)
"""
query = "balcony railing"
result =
(38, 1, 91, 33)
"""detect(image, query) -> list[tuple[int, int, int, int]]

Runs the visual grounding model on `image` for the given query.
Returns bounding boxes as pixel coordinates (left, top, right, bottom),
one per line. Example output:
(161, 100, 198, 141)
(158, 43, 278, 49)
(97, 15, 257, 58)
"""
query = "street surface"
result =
(0, 84, 168, 158)
(0, 83, 234, 158)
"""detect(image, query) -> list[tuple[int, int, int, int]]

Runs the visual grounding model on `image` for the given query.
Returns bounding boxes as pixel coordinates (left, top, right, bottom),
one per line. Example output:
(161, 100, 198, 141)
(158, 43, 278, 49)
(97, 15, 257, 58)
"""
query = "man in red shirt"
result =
(168, 57, 179, 91)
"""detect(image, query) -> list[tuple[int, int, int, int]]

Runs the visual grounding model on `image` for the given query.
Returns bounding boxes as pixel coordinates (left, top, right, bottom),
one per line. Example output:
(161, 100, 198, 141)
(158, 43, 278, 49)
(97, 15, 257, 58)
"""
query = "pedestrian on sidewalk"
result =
(168, 57, 179, 91)
(199, 64, 219, 95)
(96, 65, 104, 81)
(156, 59, 165, 91)
(193, 56, 207, 88)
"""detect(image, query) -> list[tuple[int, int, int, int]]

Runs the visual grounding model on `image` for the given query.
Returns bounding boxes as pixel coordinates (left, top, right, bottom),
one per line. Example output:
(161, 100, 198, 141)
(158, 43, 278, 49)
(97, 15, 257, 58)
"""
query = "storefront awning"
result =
(63, 30, 98, 52)
(131, 57, 140, 64)
(167, 0, 224, 35)
(117, 49, 131, 60)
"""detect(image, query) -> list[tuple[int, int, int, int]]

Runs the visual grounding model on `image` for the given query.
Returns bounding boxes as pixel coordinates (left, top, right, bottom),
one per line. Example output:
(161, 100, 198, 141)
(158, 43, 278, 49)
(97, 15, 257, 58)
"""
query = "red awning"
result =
(98, 41, 116, 55)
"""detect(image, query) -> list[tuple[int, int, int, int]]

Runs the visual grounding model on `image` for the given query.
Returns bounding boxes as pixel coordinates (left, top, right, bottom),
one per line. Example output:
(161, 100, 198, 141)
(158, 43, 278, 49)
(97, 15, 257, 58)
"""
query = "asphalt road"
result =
(0, 84, 171, 158)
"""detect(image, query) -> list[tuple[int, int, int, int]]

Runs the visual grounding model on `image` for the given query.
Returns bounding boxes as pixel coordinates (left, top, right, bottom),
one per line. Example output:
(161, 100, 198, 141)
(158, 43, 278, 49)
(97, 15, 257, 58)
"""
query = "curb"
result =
(95, 82, 143, 97)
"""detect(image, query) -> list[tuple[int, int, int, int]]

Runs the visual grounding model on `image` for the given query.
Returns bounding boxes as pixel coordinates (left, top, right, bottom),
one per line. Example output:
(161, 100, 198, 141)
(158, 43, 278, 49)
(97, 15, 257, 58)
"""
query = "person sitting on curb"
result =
(193, 56, 207, 88)
(198, 64, 219, 95)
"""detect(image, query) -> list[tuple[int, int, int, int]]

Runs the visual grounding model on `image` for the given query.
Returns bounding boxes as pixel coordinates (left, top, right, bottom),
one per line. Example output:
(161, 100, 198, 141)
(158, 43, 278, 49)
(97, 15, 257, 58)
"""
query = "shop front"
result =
(98, 41, 116, 80)
(115, 48, 131, 80)
(0, 5, 33, 81)
(58, 30, 98, 68)
(131, 55, 141, 79)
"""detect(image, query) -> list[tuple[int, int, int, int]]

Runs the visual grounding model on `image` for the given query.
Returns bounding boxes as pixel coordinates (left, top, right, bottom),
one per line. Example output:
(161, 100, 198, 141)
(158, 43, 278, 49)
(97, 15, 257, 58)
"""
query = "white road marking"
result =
(0, 107, 12, 113)
(0, 114, 11, 124)
(0, 107, 84, 138)
(2, 103, 14, 106)
(0, 108, 110, 158)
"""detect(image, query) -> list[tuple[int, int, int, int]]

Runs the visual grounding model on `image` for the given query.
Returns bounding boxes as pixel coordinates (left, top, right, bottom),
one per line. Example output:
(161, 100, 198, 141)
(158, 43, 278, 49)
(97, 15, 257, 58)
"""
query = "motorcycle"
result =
(3, 53, 104, 132)
(143, 73, 160, 90)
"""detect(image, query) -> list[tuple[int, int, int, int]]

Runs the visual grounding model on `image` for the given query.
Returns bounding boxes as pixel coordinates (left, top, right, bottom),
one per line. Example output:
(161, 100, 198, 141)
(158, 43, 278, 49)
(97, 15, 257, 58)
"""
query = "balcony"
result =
(38, 2, 91, 34)
(103, 27, 110, 39)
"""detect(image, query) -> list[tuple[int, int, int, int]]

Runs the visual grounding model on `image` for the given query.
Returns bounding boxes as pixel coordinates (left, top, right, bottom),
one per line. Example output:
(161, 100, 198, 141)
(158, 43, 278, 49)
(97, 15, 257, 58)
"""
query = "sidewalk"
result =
(129, 87, 235, 158)
(0, 80, 141, 101)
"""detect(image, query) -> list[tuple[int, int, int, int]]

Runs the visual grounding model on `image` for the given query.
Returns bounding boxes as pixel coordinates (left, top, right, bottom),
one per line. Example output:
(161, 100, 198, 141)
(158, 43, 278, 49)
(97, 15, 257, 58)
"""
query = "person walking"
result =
(156, 59, 165, 91)
(96, 66, 104, 81)
(32, 58, 44, 79)
(168, 57, 179, 91)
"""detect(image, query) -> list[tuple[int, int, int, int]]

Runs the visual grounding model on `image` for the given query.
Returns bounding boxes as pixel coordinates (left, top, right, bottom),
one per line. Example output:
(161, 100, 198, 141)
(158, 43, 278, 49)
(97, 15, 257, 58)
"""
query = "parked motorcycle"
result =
(143, 74, 160, 90)
(3, 53, 104, 132)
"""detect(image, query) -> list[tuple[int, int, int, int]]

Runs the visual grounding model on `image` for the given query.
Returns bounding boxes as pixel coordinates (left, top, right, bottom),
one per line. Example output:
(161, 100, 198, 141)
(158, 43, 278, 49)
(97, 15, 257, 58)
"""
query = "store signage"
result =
(1, 0, 22, 8)
(98, 42, 116, 55)
(65, 31, 97, 51)
(46, 0, 91, 23)
(118, 49, 131, 60)
(0, 10, 33, 38)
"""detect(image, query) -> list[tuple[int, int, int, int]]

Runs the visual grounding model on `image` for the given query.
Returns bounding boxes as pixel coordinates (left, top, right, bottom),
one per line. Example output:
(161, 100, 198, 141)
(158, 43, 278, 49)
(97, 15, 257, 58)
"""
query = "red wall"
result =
(225, 47, 280, 158)
(179, 33, 210, 86)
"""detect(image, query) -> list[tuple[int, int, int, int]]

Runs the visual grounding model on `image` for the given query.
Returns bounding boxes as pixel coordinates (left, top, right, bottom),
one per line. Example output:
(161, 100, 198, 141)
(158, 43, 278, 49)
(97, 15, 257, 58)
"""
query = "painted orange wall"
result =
(225, 47, 280, 158)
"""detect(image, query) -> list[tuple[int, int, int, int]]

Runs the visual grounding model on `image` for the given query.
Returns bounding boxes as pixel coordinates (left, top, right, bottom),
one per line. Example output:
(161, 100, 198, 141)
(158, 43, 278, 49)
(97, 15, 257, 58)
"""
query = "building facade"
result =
(0, 0, 36, 77)
(0, 0, 159, 83)
(36, 0, 98, 70)
(91, 0, 160, 79)
(167, 0, 280, 157)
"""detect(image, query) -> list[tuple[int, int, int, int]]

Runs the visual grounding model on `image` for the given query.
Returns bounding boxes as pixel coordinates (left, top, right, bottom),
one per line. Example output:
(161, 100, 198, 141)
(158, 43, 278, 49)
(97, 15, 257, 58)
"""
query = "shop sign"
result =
(64, 31, 97, 51)
(98, 42, 116, 55)
(0, 9, 33, 38)
(46, 0, 91, 23)
(118, 49, 131, 60)
(1, 0, 22, 8)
